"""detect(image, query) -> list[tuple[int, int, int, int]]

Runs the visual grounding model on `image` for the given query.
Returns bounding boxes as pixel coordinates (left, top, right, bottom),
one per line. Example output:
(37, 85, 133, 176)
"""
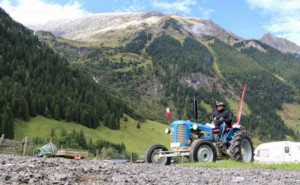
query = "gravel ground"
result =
(1, 155, 300, 185)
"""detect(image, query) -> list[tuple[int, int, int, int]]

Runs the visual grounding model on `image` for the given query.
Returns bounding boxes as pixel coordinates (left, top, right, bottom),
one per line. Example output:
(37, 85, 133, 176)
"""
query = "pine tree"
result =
(78, 130, 87, 149)
(53, 104, 61, 120)
(50, 128, 56, 138)
(30, 97, 37, 117)
(64, 106, 72, 122)
(2, 106, 14, 139)
(136, 122, 141, 129)
(20, 99, 29, 121)
(60, 128, 67, 137)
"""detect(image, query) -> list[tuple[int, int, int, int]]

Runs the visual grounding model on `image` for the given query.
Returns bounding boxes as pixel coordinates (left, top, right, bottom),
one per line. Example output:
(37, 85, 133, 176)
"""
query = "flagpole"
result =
(236, 84, 247, 125)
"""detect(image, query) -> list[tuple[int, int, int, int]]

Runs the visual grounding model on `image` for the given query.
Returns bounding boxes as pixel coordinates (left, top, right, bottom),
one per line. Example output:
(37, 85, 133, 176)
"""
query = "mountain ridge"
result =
(29, 11, 242, 45)
(31, 11, 300, 55)
(260, 33, 300, 55)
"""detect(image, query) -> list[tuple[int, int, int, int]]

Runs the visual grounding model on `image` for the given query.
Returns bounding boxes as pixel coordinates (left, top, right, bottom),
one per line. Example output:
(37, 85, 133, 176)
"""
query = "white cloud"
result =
(114, 0, 146, 12)
(198, 7, 214, 19)
(151, 0, 197, 14)
(248, 0, 300, 12)
(0, 0, 89, 25)
(247, 0, 300, 45)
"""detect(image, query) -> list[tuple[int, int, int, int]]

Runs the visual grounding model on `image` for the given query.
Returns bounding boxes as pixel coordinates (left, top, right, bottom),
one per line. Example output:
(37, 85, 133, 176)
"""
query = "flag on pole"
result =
(166, 107, 171, 121)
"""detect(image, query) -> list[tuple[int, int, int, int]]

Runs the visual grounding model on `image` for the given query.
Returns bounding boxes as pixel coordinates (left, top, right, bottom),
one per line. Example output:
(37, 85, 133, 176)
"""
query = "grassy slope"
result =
(14, 115, 170, 156)
(182, 160, 300, 171)
(277, 103, 300, 132)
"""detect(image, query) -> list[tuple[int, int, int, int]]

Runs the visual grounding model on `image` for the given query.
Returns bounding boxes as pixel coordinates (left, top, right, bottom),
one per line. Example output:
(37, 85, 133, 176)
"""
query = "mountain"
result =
(2, 8, 300, 142)
(30, 11, 242, 45)
(0, 7, 139, 139)
(235, 40, 300, 90)
(260, 33, 300, 55)
(30, 11, 300, 142)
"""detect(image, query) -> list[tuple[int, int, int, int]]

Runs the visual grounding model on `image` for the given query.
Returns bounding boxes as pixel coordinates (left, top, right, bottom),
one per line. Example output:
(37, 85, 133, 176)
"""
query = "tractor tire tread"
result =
(229, 130, 254, 162)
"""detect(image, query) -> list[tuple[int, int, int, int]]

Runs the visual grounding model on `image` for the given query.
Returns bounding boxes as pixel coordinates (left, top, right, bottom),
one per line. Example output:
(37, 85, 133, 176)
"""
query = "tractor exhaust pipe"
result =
(193, 98, 198, 122)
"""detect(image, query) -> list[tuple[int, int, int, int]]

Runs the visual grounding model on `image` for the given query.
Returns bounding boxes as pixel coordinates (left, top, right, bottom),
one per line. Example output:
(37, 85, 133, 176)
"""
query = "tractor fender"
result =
(225, 127, 240, 145)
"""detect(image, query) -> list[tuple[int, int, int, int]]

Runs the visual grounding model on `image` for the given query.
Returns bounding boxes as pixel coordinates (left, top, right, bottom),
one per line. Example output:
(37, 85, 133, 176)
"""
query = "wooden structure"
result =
(134, 160, 145, 163)
(56, 149, 89, 159)
(0, 134, 28, 156)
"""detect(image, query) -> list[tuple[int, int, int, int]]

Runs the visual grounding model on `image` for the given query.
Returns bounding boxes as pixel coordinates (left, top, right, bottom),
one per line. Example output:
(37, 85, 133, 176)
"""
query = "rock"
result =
(4, 175, 11, 181)
(1, 154, 300, 184)
(232, 176, 245, 183)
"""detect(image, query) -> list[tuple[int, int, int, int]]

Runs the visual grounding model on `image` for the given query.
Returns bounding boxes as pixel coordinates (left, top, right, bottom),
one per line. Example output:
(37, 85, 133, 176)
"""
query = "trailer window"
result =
(285, 146, 289, 153)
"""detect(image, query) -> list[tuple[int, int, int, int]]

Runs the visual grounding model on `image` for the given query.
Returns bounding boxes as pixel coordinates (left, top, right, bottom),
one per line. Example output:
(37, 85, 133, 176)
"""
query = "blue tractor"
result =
(145, 85, 254, 165)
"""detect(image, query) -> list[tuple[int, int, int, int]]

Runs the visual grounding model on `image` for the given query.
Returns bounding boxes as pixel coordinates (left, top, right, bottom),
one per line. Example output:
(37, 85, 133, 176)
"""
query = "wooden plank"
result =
(0, 146, 16, 155)
(56, 149, 89, 159)
(1, 140, 21, 146)
(134, 160, 145, 163)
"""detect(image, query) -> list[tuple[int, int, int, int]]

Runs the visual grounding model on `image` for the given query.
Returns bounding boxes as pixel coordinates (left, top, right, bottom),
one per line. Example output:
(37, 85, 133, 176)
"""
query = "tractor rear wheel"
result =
(145, 145, 171, 165)
(189, 139, 217, 162)
(229, 130, 254, 163)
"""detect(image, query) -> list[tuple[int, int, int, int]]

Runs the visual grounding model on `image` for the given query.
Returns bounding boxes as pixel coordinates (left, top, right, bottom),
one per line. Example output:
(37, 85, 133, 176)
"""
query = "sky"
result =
(1, 0, 300, 45)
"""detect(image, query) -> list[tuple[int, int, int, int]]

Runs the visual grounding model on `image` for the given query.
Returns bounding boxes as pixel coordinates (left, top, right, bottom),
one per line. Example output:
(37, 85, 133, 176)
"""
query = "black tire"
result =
(229, 130, 254, 163)
(145, 145, 171, 165)
(189, 139, 217, 162)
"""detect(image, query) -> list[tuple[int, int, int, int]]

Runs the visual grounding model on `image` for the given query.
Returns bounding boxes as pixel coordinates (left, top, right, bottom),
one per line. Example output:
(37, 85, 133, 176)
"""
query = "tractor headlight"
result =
(165, 128, 170, 134)
(192, 124, 198, 130)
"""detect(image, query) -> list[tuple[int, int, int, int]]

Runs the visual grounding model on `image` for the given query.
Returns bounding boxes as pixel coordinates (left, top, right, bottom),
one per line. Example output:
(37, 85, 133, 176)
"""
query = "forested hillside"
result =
(235, 40, 300, 90)
(38, 24, 300, 141)
(0, 8, 135, 138)
(211, 39, 296, 140)
(146, 35, 221, 119)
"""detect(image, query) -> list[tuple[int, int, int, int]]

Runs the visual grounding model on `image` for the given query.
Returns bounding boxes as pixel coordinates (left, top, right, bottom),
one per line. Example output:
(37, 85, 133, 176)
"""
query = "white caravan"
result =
(254, 141, 300, 164)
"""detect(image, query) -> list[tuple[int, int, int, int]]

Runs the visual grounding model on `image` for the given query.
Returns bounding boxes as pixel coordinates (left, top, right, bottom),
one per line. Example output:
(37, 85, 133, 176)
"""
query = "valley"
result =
(14, 115, 170, 156)
(1, 7, 300, 159)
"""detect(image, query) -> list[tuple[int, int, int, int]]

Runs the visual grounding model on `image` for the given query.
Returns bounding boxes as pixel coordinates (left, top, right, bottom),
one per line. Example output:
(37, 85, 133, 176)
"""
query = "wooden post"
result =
(0, 134, 4, 144)
(22, 137, 28, 156)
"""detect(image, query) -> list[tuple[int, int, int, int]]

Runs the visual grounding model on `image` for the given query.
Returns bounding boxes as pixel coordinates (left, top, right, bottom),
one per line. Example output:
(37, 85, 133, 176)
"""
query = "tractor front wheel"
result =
(229, 130, 254, 163)
(145, 145, 171, 165)
(189, 139, 217, 162)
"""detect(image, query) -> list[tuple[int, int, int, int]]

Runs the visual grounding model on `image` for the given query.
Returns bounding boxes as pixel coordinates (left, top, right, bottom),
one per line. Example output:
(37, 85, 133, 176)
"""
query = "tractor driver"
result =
(212, 101, 234, 142)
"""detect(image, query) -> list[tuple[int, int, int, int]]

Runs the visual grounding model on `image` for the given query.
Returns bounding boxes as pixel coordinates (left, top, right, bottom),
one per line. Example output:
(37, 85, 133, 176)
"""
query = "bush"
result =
(136, 122, 141, 129)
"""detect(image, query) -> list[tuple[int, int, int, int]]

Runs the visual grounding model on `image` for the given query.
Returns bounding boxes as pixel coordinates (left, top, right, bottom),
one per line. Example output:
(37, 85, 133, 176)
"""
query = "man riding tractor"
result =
(211, 101, 234, 145)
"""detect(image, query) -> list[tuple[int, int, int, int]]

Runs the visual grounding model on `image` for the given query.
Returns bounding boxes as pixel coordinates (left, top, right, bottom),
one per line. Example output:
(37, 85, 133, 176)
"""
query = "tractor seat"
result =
(212, 127, 231, 133)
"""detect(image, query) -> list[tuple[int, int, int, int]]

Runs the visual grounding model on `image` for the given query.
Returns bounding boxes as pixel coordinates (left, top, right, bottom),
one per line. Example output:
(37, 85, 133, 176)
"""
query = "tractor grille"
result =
(171, 124, 186, 143)
(177, 125, 186, 143)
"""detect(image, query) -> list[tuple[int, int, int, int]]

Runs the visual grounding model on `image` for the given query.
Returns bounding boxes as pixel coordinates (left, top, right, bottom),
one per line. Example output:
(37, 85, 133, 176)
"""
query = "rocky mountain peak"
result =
(260, 33, 300, 55)
(142, 11, 164, 18)
(29, 11, 242, 45)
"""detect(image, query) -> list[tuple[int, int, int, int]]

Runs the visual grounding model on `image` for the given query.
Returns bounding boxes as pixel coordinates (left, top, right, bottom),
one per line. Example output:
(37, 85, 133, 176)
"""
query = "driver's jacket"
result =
(211, 109, 234, 127)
